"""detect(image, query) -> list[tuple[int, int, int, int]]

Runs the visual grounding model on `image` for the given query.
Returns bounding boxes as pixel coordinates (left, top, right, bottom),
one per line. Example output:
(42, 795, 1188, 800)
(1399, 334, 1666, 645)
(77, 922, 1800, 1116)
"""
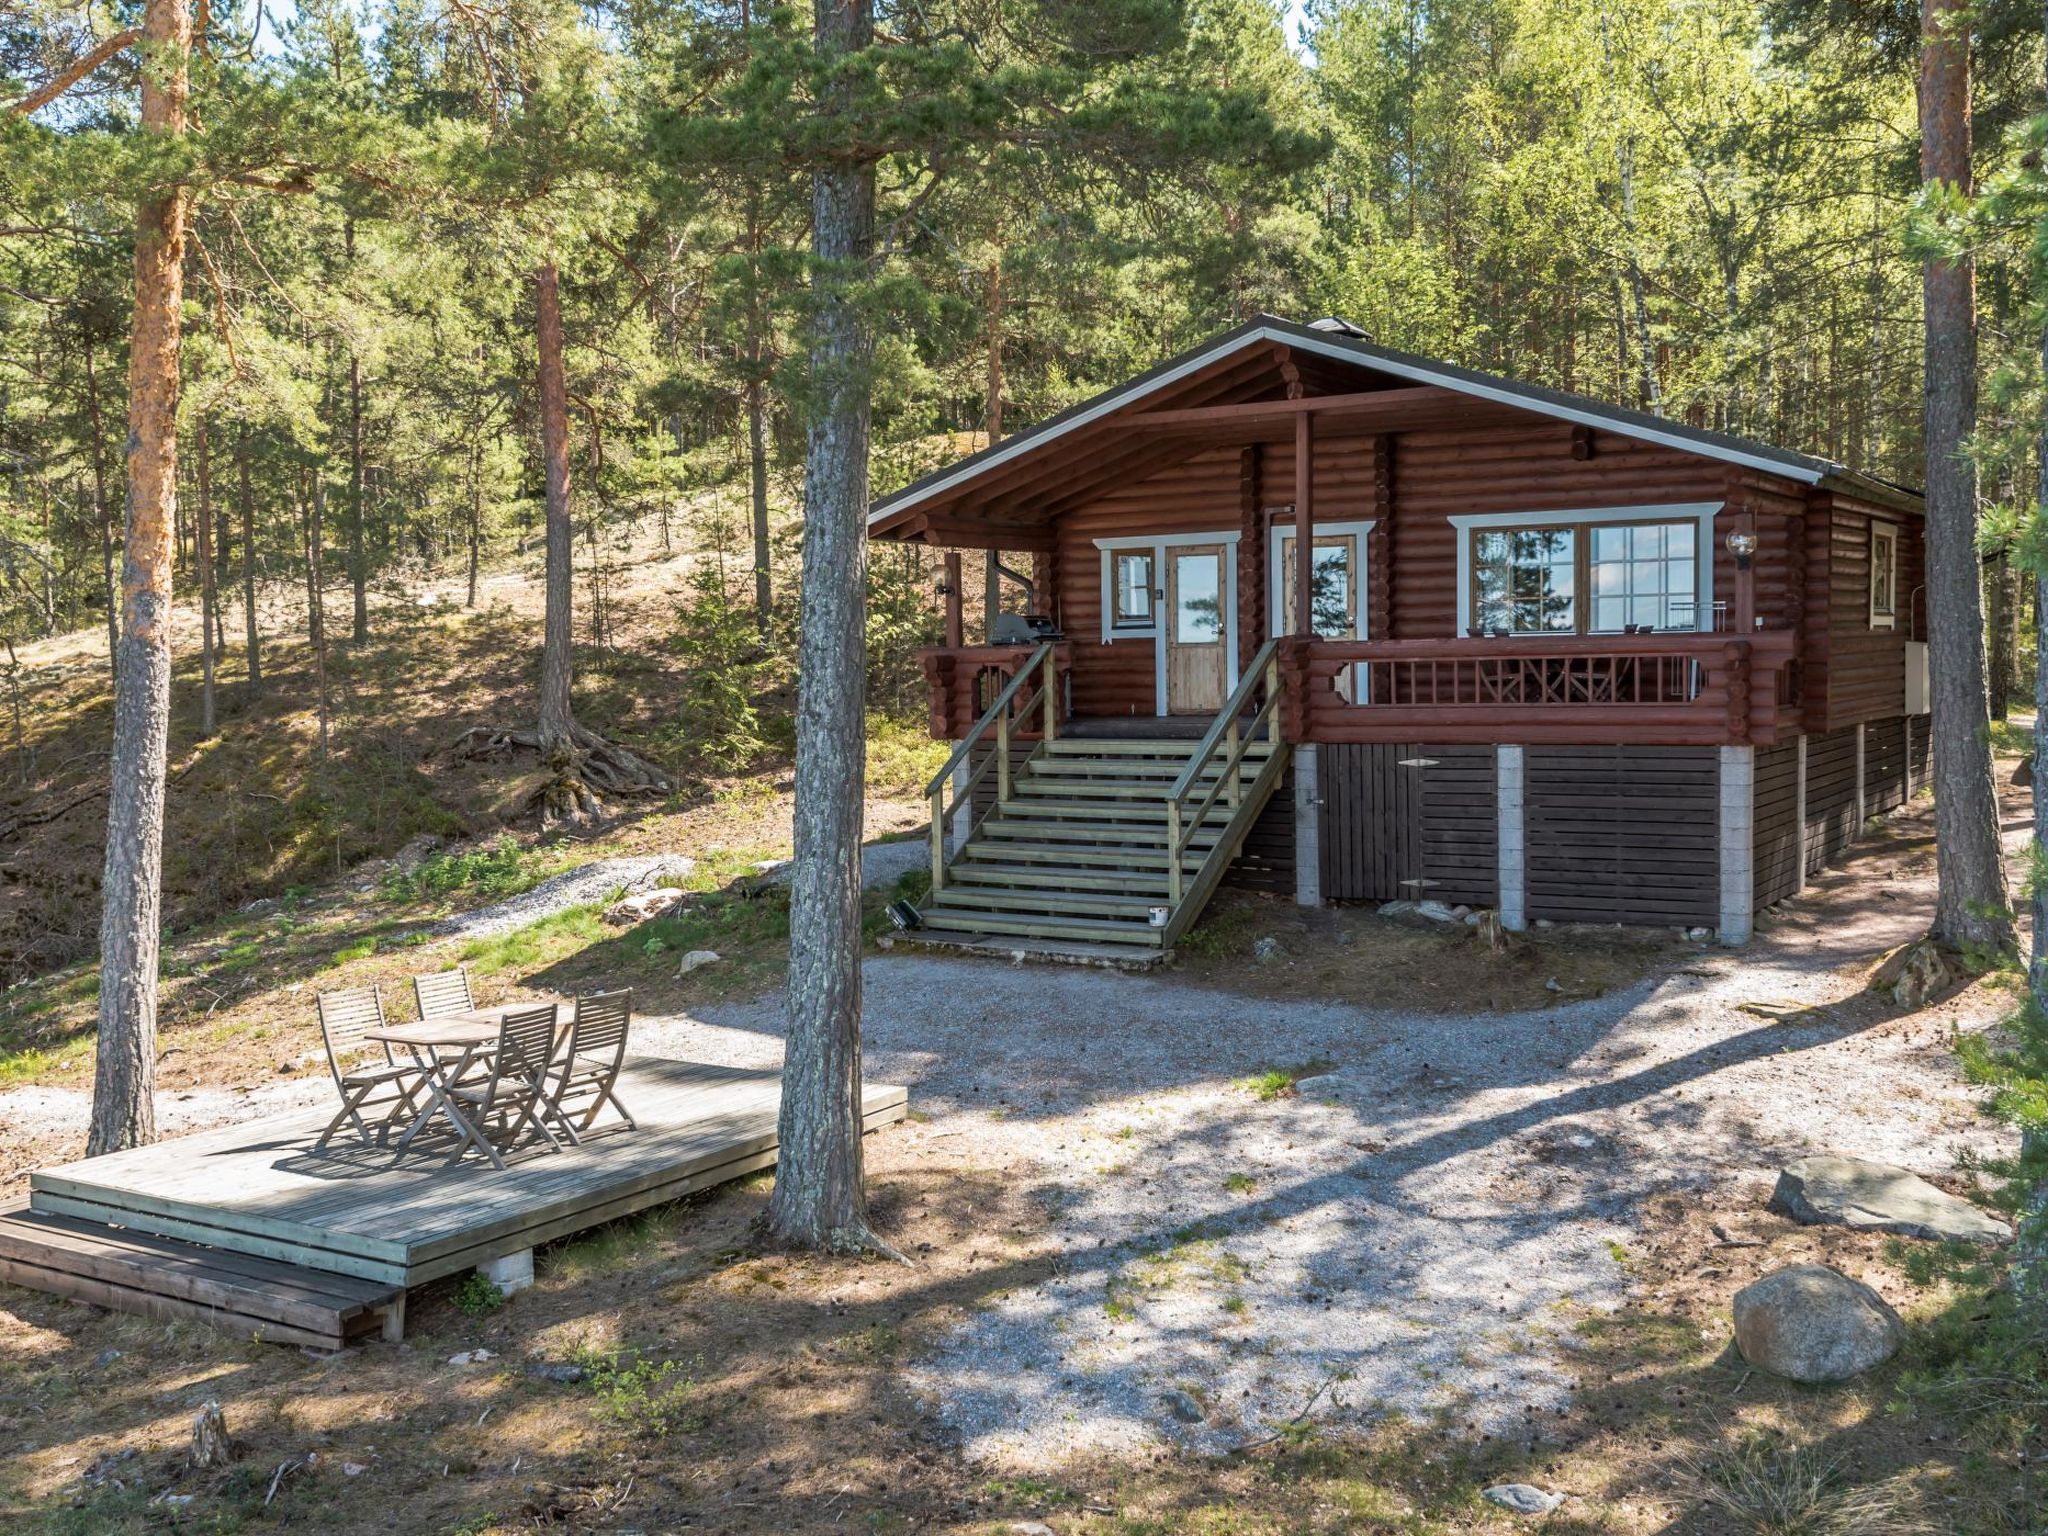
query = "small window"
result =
(1473, 527, 1577, 634)
(1869, 522, 1898, 629)
(1113, 551, 1155, 629)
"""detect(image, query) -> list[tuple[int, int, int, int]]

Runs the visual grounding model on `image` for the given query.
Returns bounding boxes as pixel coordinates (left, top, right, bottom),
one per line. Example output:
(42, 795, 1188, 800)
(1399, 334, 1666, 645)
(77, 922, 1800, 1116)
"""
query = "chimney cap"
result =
(1307, 316, 1372, 339)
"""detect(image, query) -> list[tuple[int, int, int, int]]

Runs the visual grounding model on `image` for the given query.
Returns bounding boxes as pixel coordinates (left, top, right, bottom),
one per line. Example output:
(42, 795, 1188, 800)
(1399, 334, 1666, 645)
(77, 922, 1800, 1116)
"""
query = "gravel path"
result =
(428, 856, 691, 941)
(641, 852, 2010, 1467)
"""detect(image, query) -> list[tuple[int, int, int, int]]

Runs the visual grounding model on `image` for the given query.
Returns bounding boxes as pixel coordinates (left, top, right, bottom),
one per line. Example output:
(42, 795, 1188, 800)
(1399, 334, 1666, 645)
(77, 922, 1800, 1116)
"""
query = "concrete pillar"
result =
(480, 1249, 534, 1297)
(1793, 735, 1808, 894)
(1496, 746, 1526, 931)
(1294, 744, 1322, 907)
(1854, 723, 1867, 832)
(1718, 745, 1755, 945)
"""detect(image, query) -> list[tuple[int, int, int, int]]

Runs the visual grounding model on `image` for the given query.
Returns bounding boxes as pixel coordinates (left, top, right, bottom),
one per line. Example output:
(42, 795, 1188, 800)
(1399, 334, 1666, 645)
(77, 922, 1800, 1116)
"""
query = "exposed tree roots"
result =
(446, 721, 667, 829)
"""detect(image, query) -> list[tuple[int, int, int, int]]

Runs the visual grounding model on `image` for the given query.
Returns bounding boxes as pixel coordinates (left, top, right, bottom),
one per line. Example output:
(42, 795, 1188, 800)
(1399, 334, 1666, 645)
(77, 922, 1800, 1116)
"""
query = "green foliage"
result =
(453, 1272, 506, 1317)
(1239, 1059, 1332, 1101)
(381, 836, 558, 906)
(576, 1347, 703, 1437)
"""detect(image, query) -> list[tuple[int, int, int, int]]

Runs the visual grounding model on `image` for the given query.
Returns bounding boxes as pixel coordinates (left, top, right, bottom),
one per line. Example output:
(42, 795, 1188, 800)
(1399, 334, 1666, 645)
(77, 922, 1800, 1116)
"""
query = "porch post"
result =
(943, 550, 963, 648)
(1293, 743, 1322, 907)
(948, 757, 972, 857)
(1718, 744, 1755, 945)
(1854, 722, 1867, 833)
(1497, 746, 1526, 931)
(1294, 413, 1315, 637)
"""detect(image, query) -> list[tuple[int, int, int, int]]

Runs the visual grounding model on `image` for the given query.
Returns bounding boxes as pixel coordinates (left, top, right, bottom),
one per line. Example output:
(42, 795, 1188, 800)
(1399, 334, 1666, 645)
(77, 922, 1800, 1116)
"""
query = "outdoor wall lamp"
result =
(1724, 529, 1758, 570)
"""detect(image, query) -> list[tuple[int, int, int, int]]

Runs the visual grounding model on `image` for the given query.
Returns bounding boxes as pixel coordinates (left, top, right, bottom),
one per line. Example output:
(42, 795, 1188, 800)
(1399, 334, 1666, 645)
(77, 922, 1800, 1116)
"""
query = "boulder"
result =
(1770, 1155, 2010, 1245)
(1868, 939, 1962, 1009)
(1483, 1484, 1565, 1516)
(1731, 1264, 1903, 1384)
(1161, 1388, 1206, 1424)
(676, 949, 721, 976)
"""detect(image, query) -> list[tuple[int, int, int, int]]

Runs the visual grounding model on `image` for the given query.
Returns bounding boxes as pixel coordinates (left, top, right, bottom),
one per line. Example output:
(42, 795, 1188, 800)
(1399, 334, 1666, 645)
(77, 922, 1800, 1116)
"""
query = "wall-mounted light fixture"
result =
(1724, 529, 1758, 570)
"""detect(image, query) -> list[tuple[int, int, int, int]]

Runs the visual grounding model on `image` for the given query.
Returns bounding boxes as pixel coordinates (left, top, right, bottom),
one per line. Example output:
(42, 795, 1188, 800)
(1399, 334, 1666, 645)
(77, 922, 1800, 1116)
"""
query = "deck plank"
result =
(25, 1056, 908, 1288)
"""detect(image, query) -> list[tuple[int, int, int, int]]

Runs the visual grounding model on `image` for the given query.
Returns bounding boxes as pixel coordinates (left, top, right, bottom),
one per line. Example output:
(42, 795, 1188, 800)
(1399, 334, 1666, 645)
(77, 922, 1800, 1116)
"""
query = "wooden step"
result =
(1023, 756, 1270, 781)
(928, 886, 1164, 918)
(1011, 778, 1257, 802)
(955, 841, 1206, 870)
(973, 821, 1225, 850)
(914, 910, 1166, 946)
(1041, 739, 1205, 758)
(945, 863, 1174, 893)
(0, 1205, 403, 1351)
(994, 798, 1236, 825)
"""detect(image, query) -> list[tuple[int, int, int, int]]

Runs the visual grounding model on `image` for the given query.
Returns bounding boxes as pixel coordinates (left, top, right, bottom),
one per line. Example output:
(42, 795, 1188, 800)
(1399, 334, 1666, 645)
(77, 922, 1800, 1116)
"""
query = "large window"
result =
(1276, 533, 1359, 638)
(1469, 519, 1701, 635)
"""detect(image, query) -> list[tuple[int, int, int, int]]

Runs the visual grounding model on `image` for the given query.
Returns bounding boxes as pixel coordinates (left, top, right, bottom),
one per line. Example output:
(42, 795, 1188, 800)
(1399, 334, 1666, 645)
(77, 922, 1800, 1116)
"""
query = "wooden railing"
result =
(1288, 631, 1801, 746)
(923, 642, 1059, 895)
(921, 643, 1069, 741)
(1165, 638, 1287, 908)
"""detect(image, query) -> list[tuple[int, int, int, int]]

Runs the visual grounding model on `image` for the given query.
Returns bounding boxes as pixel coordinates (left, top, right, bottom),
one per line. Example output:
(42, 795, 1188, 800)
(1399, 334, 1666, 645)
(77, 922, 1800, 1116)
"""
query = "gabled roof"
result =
(868, 315, 1920, 533)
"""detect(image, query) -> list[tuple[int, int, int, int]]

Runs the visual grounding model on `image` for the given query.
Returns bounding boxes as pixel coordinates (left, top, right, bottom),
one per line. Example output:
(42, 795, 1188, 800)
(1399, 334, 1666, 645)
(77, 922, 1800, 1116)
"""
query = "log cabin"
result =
(872, 315, 1927, 962)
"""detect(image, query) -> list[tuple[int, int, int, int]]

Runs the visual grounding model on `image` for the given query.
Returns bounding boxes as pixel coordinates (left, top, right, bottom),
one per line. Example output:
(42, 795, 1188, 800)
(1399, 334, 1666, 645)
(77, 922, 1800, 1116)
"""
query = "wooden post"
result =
(996, 700, 1011, 802)
(943, 550, 963, 648)
(1166, 800, 1184, 905)
(929, 787, 946, 893)
(1041, 648, 1057, 742)
(1294, 413, 1315, 639)
(1733, 512, 1757, 635)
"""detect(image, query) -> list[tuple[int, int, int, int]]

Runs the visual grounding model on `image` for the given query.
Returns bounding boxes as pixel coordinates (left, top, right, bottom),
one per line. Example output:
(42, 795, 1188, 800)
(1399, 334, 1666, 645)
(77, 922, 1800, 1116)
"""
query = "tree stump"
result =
(190, 1400, 232, 1468)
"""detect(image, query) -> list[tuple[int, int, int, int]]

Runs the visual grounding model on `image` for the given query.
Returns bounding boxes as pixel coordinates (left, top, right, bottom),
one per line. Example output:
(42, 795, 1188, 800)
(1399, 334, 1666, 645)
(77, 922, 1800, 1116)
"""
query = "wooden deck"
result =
(14, 1056, 906, 1341)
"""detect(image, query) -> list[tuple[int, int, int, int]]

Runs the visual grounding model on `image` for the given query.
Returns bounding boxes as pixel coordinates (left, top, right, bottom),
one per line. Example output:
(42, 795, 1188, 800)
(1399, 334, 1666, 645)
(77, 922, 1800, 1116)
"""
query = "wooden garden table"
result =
(368, 1003, 567, 1161)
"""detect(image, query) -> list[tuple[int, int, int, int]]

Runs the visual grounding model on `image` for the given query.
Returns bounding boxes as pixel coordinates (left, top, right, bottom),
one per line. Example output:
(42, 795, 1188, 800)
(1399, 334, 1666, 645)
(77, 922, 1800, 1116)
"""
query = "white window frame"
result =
(1266, 519, 1377, 639)
(1094, 532, 1241, 716)
(1448, 502, 1724, 636)
(1868, 519, 1899, 630)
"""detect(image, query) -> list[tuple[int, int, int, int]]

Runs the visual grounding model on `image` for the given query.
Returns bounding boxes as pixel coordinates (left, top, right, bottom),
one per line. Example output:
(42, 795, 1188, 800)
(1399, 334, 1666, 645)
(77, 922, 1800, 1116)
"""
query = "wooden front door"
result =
(1165, 544, 1229, 714)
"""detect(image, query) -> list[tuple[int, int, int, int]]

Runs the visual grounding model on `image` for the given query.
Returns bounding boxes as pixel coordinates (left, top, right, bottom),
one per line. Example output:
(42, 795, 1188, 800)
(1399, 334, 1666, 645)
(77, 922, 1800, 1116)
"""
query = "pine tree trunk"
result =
(1920, 0, 2011, 951)
(196, 416, 216, 740)
(747, 195, 774, 635)
(238, 427, 260, 694)
(1988, 550, 2016, 721)
(305, 473, 330, 760)
(348, 350, 368, 645)
(535, 261, 576, 753)
(467, 442, 482, 609)
(768, 0, 882, 1254)
(2020, 0, 2048, 1306)
(89, 0, 190, 1157)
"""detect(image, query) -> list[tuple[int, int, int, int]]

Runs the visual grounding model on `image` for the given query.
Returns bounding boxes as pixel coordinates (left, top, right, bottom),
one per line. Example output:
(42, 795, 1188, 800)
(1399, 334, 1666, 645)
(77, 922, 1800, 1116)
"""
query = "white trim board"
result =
(1448, 501, 1726, 636)
(1092, 532, 1240, 716)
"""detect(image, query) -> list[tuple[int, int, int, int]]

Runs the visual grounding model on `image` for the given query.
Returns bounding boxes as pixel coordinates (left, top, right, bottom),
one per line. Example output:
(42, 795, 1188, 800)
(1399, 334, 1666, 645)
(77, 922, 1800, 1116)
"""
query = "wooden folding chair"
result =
(447, 1004, 563, 1168)
(413, 966, 475, 1021)
(313, 986, 428, 1150)
(539, 989, 637, 1145)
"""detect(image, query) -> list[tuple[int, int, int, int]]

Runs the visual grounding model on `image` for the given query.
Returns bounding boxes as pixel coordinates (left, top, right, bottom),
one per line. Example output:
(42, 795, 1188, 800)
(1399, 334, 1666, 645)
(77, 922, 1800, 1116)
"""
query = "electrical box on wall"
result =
(1903, 640, 1930, 716)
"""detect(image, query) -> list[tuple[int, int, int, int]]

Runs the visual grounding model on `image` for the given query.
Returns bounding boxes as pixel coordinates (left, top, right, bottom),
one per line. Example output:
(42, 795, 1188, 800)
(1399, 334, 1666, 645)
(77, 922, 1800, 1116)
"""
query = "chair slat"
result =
(413, 967, 475, 1021)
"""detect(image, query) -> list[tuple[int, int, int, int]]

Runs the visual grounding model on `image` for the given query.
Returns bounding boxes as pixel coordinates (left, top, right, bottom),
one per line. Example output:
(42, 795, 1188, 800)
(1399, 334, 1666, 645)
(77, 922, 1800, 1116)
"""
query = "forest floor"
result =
(0, 744, 2038, 1532)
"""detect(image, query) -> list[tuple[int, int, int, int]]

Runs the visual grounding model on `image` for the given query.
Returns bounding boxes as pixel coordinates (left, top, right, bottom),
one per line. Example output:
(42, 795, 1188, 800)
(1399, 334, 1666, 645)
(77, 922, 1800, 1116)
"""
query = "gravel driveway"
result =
(644, 826, 2012, 1467)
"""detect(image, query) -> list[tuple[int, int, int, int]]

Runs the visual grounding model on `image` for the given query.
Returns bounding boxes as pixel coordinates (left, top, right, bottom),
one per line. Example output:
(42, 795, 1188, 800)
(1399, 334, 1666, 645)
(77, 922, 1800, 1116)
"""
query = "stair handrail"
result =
(1163, 637, 1286, 906)
(923, 642, 1057, 895)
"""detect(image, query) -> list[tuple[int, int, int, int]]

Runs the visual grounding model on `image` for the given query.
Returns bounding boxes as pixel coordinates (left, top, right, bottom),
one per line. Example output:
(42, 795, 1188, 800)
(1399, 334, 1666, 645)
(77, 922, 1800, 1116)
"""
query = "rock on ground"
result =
(1731, 1264, 1904, 1384)
(1770, 1155, 2011, 1245)
(431, 856, 693, 941)
(1484, 1484, 1565, 1515)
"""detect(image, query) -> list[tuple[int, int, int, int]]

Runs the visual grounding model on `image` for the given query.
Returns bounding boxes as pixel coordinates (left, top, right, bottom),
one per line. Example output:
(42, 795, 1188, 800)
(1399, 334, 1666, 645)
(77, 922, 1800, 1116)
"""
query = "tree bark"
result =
(535, 260, 577, 753)
(1920, 0, 2011, 951)
(89, 0, 190, 1157)
(195, 415, 216, 739)
(467, 441, 482, 608)
(348, 350, 368, 645)
(767, 0, 885, 1255)
(237, 426, 260, 693)
(305, 473, 330, 760)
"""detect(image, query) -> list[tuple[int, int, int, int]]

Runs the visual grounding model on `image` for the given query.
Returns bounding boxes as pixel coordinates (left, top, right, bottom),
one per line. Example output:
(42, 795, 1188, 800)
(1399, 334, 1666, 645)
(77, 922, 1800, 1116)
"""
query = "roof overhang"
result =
(867, 316, 1921, 538)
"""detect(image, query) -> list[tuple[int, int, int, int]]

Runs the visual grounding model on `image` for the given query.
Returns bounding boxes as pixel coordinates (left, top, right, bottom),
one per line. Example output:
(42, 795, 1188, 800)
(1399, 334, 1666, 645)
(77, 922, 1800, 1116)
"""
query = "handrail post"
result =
(1225, 715, 1241, 806)
(1266, 652, 1281, 741)
(1166, 800, 1184, 905)
(929, 786, 946, 893)
(1042, 649, 1057, 742)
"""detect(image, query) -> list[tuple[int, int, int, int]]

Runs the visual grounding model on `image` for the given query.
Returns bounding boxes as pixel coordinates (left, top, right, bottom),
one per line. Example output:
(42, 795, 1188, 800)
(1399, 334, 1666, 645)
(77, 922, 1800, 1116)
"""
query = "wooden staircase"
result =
(911, 640, 1291, 963)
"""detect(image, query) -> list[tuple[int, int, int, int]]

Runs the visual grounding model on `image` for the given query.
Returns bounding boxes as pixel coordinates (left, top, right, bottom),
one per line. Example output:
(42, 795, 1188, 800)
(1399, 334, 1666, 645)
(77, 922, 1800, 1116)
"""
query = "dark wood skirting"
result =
(1224, 767, 1296, 894)
(1803, 726, 1858, 876)
(1864, 716, 1907, 816)
(1753, 740, 1801, 910)
(1525, 745, 1719, 926)
(1318, 743, 1498, 906)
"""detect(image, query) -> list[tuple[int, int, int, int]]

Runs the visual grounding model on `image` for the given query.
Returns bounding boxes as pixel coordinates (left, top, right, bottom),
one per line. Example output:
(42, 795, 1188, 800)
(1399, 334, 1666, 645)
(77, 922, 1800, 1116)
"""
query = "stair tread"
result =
(916, 911, 1166, 945)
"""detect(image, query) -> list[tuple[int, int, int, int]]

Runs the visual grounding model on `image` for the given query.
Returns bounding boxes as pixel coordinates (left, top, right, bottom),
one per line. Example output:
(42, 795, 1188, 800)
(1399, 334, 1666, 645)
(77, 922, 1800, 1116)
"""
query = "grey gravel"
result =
(429, 856, 691, 941)
(635, 897, 2005, 1467)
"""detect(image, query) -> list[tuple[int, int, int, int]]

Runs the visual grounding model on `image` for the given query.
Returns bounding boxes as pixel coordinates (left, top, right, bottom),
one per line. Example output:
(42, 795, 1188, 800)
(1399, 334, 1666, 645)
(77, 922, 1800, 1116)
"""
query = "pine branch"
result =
(4, 28, 141, 118)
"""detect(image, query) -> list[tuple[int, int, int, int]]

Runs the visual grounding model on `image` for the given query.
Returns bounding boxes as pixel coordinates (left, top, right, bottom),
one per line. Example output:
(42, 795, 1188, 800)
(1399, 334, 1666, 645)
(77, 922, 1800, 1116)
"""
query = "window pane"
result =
(1114, 553, 1153, 623)
(1585, 520, 1696, 631)
(1311, 544, 1352, 638)
(1174, 553, 1221, 643)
